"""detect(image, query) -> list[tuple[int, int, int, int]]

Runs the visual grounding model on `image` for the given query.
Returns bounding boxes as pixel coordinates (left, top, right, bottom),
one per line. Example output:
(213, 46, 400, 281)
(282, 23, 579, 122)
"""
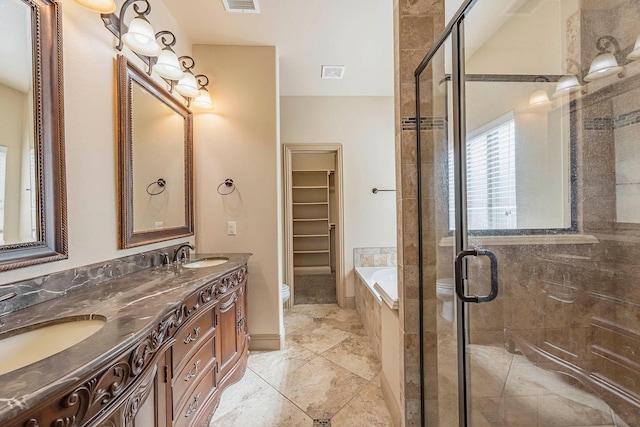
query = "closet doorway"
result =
(283, 144, 344, 309)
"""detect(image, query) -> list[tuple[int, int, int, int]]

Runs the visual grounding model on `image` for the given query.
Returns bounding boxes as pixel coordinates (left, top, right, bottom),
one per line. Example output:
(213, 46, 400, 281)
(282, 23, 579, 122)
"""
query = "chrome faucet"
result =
(173, 244, 195, 263)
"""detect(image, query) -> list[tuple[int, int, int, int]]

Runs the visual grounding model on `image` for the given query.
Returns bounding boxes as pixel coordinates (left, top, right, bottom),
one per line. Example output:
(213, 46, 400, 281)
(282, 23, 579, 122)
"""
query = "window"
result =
(449, 112, 516, 231)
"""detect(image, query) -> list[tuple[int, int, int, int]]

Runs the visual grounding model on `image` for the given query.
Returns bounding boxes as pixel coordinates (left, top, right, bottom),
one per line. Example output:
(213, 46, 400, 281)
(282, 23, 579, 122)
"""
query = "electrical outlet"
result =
(155, 222, 164, 229)
(227, 221, 237, 235)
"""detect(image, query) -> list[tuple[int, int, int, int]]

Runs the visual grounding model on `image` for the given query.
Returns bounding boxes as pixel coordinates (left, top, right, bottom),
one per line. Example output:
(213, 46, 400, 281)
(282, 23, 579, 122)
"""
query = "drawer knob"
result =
(184, 326, 201, 344)
(184, 359, 201, 382)
(185, 392, 201, 418)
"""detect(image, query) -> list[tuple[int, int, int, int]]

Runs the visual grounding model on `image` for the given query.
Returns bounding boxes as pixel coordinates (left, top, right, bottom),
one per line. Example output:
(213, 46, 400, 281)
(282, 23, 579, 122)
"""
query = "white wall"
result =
(1, 0, 194, 285)
(192, 45, 282, 349)
(280, 96, 396, 299)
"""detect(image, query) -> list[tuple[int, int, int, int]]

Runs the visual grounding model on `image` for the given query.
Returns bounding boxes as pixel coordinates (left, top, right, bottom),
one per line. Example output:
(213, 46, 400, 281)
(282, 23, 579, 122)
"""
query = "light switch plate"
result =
(227, 221, 237, 235)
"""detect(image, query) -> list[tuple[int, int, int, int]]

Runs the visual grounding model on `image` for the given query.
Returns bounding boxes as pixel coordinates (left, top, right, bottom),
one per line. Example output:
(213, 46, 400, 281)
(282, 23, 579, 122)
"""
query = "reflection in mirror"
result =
(0, 0, 67, 271)
(0, 0, 35, 245)
(132, 83, 186, 232)
(118, 55, 193, 248)
(444, 77, 575, 234)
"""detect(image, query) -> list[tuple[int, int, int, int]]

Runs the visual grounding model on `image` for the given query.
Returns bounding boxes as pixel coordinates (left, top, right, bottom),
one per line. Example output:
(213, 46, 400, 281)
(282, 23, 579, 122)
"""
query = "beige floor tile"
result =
(277, 356, 368, 419)
(504, 396, 537, 427)
(289, 303, 342, 319)
(322, 336, 381, 380)
(536, 394, 613, 426)
(210, 369, 313, 427)
(283, 310, 315, 332)
(331, 380, 394, 427)
(286, 321, 355, 354)
(468, 344, 514, 398)
(248, 342, 316, 389)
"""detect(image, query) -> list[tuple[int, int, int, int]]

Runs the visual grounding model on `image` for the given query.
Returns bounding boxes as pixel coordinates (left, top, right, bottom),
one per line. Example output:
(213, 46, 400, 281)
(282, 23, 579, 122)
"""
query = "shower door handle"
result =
(454, 248, 498, 303)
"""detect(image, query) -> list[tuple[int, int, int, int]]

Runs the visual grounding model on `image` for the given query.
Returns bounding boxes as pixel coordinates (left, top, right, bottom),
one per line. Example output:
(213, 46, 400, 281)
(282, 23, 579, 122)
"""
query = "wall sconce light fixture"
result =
(628, 35, 640, 61)
(118, 0, 161, 57)
(193, 75, 214, 110)
(553, 60, 582, 98)
(552, 75, 582, 98)
(528, 76, 551, 108)
(175, 56, 200, 98)
(153, 31, 185, 80)
(86, 0, 214, 111)
(73, 0, 116, 13)
(585, 36, 624, 81)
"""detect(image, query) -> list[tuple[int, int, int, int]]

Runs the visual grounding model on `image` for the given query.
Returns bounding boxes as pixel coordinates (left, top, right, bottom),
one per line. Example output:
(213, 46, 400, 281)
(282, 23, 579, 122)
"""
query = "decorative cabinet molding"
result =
(6, 265, 250, 427)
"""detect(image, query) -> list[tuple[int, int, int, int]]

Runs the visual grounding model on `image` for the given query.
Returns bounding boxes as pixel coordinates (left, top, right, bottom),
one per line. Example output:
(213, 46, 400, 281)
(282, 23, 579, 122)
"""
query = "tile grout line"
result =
(246, 365, 316, 421)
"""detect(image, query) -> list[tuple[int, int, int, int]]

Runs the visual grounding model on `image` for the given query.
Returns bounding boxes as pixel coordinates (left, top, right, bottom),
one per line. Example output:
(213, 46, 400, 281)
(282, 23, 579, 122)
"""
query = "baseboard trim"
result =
(248, 334, 282, 351)
(380, 371, 402, 427)
(345, 296, 356, 309)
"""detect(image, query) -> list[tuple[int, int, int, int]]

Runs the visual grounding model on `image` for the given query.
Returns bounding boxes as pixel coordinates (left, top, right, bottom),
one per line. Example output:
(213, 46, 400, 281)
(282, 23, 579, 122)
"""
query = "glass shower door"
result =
(418, 0, 640, 425)
(459, 1, 639, 426)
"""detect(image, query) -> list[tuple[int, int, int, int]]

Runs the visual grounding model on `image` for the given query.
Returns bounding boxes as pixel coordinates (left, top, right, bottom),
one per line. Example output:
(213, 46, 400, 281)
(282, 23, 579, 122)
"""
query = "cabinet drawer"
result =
(173, 309, 214, 371)
(173, 335, 215, 407)
(173, 368, 216, 427)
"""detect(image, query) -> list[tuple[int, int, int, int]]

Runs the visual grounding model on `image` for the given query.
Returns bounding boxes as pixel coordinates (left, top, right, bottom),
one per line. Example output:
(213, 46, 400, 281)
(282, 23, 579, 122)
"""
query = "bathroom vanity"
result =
(0, 253, 251, 427)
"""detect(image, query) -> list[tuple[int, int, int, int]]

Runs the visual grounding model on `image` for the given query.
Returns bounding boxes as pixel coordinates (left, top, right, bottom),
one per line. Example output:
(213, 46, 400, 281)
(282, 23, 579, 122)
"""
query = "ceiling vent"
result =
(221, 0, 260, 13)
(502, 0, 544, 15)
(321, 65, 345, 79)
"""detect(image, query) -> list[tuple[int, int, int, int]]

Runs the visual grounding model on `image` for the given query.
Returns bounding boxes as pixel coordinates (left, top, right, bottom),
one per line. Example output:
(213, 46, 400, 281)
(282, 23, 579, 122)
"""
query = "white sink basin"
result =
(0, 316, 106, 376)
(183, 257, 229, 269)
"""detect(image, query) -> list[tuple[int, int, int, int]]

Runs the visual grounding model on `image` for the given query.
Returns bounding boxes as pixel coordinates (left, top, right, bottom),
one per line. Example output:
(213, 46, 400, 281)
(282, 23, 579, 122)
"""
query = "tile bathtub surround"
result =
(355, 273, 382, 359)
(354, 247, 397, 268)
(0, 243, 192, 316)
(212, 304, 394, 426)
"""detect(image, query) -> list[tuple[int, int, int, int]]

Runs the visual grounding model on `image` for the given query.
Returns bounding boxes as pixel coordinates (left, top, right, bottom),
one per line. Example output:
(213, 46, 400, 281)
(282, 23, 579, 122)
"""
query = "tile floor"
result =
(211, 304, 394, 426)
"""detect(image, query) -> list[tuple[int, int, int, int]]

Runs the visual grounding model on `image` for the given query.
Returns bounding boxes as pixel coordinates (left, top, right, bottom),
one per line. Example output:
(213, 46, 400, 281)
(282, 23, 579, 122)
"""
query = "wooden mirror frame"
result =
(117, 55, 194, 248)
(0, 0, 68, 272)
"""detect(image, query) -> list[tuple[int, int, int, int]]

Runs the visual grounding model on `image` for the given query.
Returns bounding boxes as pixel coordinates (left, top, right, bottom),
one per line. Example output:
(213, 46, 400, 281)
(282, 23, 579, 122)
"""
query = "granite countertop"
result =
(0, 253, 251, 423)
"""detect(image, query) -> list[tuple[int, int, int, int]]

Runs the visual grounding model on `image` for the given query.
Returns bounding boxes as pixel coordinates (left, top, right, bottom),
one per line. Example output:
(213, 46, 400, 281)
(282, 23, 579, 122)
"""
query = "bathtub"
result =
(355, 266, 399, 309)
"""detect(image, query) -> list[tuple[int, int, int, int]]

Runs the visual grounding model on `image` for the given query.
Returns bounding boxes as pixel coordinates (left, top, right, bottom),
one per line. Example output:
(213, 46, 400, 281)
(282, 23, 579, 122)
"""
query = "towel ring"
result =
(217, 178, 236, 196)
(146, 178, 166, 196)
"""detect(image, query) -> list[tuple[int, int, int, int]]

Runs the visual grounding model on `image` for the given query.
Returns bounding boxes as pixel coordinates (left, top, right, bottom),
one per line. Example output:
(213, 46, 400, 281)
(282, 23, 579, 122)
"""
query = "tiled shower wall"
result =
(394, 0, 445, 424)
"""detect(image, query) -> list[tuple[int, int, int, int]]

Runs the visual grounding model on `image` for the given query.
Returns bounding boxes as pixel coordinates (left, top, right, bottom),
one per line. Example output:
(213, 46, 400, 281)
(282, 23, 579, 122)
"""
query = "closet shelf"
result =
(293, 250, 330, 254)
(293, 218, 329, 222)
(293, 234, 329, 238)
(292, 202, 329, 205)
(292, 186, 328, 189)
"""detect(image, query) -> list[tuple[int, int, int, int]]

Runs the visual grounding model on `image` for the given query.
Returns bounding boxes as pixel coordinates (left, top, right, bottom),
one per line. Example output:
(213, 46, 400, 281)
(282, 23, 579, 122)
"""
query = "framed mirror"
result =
(117, 55, 193, 248)
(0, 0, 67, 272)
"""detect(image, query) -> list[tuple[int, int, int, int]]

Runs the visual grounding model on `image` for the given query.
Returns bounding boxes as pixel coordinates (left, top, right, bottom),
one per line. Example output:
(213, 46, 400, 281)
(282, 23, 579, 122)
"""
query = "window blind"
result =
(449, 112, 517, 230)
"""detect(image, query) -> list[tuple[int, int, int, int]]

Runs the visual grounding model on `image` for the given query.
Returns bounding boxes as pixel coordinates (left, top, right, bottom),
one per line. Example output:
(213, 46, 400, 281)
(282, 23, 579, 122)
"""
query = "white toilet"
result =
(281, 284, 290, 304)
(436, 278, 455, 322)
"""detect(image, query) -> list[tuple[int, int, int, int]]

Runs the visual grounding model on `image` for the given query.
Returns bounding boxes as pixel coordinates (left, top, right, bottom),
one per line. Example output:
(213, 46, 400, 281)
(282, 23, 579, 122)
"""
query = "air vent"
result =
(503, 0, 544, 15)
(321, 65, 345, 79)
(221, 0, 260, 13)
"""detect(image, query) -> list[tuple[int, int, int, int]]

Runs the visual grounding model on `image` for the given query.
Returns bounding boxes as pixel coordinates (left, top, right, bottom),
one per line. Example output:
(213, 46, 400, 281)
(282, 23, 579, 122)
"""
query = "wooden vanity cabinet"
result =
(6, 265, 249, 427)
